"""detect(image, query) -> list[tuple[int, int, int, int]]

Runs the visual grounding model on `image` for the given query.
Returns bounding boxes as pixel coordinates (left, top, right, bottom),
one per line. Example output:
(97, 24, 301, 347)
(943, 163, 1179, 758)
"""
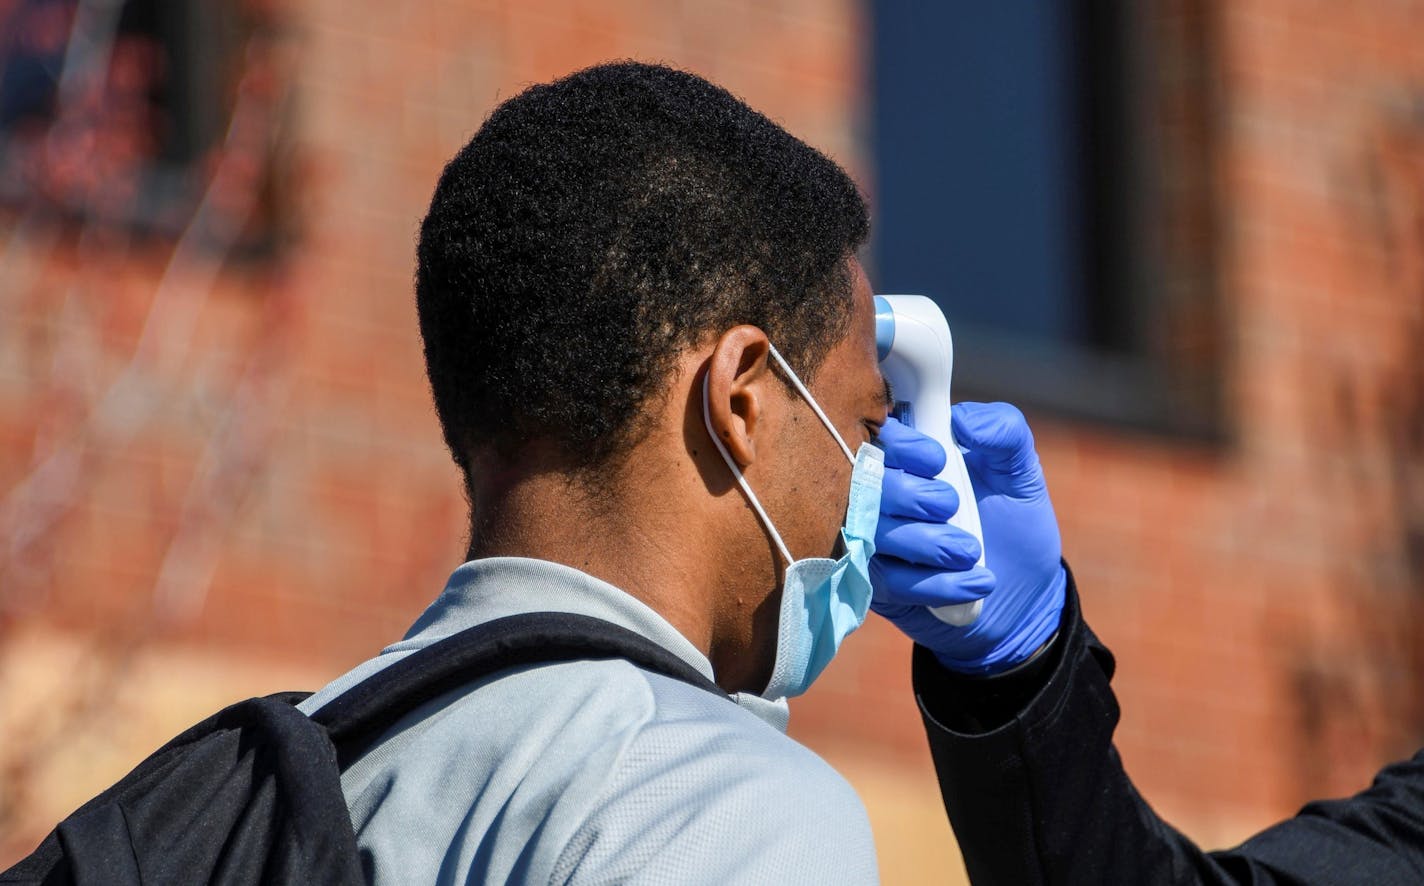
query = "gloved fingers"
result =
(871, 556, 996, 607)
(880, 467, 958, 521)
(874, 515, 981, 568)
(877, 417, 947, 478)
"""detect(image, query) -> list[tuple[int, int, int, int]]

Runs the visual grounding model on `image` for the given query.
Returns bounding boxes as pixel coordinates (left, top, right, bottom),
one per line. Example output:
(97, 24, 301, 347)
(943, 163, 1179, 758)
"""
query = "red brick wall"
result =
(2, 0, 866, 664)
(4, 0, 1424, 870)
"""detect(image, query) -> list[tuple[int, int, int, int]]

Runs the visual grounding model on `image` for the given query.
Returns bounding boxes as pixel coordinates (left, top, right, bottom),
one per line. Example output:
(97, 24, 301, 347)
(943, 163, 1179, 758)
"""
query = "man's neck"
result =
(463, 457, 775, 694)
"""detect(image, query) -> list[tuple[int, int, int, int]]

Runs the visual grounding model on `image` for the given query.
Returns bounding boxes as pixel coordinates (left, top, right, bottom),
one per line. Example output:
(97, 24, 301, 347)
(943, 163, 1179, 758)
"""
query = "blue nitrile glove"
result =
(871, 404, 1067, 675)
(871, 419, 996, 610)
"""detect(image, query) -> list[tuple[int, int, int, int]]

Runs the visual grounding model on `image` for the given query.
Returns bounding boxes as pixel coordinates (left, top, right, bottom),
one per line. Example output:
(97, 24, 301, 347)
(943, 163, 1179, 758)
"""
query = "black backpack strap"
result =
(2, 693, 364, 886)
(0, 614, 728, 886)
(309, 611, 730, 768)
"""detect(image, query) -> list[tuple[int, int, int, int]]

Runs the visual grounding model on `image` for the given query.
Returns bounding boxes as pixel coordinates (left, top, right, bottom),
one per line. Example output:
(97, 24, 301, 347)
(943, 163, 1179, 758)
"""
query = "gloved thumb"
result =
(951, 402, 1043, 495)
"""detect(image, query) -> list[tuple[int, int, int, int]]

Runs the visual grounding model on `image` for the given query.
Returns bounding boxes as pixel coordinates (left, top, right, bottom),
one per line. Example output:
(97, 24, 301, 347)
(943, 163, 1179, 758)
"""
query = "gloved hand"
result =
(871, 403, 1067, 675)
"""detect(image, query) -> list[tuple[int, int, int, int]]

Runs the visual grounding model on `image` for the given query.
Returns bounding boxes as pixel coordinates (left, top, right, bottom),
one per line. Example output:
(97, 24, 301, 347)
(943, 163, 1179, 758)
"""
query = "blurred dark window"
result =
(870, 0, 1225, 438)
(0, 0, 291, 257)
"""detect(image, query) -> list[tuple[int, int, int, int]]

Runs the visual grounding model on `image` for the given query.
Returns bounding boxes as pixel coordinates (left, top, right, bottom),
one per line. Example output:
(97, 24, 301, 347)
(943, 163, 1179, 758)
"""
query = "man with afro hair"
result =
(298, 61, 894, 883)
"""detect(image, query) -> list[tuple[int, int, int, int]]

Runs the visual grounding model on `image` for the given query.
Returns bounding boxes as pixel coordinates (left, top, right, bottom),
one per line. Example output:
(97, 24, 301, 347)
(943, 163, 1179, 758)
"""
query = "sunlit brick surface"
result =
(3, 1, 1423, 879)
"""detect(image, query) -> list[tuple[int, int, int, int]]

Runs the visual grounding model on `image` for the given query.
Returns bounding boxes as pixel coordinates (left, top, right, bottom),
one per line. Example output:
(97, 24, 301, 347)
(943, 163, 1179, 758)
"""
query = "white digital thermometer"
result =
(874, 294, 984, 626)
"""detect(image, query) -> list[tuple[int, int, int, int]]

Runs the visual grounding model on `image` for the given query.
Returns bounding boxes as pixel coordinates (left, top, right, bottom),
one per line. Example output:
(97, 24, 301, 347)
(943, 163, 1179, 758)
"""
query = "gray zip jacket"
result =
(299, 557, 879, 885)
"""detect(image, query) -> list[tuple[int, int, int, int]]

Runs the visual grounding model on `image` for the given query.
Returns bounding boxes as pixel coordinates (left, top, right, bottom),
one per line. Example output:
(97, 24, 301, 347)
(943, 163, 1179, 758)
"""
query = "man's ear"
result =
(705, 326, 774, 468)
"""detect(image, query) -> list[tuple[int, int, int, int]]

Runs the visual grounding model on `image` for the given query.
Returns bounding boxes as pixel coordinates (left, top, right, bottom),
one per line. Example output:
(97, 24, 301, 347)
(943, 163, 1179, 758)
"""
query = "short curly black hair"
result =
(416, 61, 869, 480)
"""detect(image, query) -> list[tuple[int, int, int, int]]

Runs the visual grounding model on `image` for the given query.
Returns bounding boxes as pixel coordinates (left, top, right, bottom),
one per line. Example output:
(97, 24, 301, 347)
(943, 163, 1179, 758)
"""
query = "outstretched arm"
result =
(873, 405, 1424, 885)
(916, 568, 1424, 885)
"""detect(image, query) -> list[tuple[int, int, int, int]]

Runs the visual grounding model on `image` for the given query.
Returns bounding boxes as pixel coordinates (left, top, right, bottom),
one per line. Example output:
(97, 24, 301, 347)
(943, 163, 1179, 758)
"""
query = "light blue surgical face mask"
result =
(701, 344, 884, 700)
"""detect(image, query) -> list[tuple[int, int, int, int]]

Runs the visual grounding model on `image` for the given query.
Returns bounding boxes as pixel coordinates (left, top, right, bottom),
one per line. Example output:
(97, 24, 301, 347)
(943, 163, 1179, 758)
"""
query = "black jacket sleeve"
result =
(914, 565, 1424, 885)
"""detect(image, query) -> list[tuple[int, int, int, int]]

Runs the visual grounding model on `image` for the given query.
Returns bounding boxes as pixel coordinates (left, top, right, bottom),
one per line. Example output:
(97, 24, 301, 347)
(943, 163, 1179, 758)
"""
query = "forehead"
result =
(846, 259, 878, 358)
(812, 258, 887, 407)
(849, 261, 869, 305)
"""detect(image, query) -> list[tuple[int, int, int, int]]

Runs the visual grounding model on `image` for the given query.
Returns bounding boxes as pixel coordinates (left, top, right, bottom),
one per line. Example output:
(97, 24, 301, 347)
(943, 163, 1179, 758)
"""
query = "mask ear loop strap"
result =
(702, 374, 795, 565)
(765, 344, 854, 464)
